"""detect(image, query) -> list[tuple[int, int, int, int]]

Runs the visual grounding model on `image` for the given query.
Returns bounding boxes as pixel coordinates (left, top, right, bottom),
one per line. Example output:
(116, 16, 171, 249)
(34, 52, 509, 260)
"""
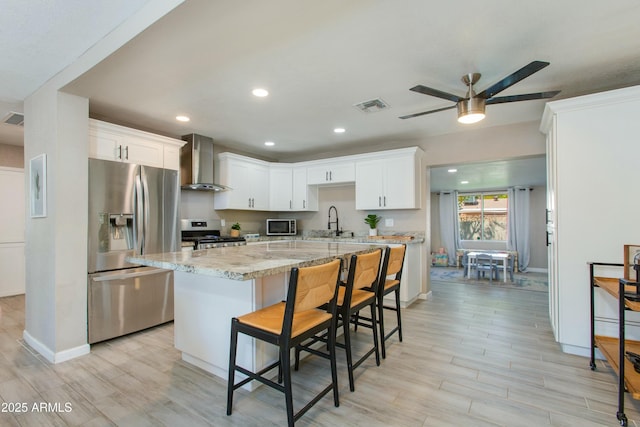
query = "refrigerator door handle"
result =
(134, 168, 144, 255)
(91, 268, 167, 282)
(141, 166, 151, 254)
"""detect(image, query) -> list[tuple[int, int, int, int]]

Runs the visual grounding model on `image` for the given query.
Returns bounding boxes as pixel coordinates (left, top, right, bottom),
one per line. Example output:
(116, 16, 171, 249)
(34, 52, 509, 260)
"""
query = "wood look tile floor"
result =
(1, 280, 639, 426)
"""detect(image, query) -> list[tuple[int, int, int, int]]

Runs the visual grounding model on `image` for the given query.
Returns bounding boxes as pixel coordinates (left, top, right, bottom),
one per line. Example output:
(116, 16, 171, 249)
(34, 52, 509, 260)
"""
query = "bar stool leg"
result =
(328, 324, 340, 406)
(370, 303, 380, 366)
(282, 344, 294, 427)
(342, 314, 355, 392)
(378, 296, 387, 359)
(395, 288, 403, 342)
(226, 321, 239, 415)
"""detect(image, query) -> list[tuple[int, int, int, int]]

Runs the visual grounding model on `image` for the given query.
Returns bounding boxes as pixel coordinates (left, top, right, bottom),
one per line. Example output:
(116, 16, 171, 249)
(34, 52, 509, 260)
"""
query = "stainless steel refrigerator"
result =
(87, 158, 179, 343)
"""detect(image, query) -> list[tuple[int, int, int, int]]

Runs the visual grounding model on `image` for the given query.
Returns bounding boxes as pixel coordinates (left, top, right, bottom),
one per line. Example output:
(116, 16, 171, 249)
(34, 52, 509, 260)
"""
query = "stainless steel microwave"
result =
(266, 219, 297, 236)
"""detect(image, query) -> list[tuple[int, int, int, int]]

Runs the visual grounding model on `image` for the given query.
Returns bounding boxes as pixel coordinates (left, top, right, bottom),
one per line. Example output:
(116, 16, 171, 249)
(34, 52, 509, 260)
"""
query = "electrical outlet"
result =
(221, 219, 226, 227)
(385, 218, 394, 227)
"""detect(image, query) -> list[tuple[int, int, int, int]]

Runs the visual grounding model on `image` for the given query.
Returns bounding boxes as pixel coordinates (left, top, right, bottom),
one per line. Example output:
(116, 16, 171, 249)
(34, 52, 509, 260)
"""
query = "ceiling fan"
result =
(399, 60, 560, 123)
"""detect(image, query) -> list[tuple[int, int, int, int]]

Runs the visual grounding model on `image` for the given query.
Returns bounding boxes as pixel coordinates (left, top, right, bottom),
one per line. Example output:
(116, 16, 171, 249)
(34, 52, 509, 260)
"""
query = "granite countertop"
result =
(126, 240, 384, 281)
(244, 233, 424, 245)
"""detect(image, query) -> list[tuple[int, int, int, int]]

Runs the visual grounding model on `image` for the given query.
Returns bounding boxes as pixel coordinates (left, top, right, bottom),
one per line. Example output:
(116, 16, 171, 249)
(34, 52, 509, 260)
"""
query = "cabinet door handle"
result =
(325, 171, 328, 181)
(124, 145, 129, 160)
(378, 196, 381, 207)
(303, 200, 306, 209)
(546, 231, 551, 246)
(117, 145, 122, 159)
(383, 196, 386, 207)
(248, 198, 252, 208)
(289, 200, 292, 209)
(329, 171, 332, 181)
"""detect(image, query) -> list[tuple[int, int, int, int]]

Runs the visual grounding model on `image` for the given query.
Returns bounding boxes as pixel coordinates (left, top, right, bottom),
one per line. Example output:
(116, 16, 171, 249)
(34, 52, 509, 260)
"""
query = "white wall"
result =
(0, 143, 24, 168)
(543, 85, 640, 353)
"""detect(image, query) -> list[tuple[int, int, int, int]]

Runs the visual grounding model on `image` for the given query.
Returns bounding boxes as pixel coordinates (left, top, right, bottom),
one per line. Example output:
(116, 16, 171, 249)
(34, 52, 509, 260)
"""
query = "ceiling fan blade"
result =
(410, 85, 464, 103)
(477, 61, 550, 99)
(399, 105, 456, 119)
(485, 91, 561, 105)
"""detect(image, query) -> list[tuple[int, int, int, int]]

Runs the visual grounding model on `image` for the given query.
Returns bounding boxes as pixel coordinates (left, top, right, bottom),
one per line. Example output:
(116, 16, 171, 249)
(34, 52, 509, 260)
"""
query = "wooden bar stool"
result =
(354, 245, 406, 359)
(297, 249, 383, 392)
(226, 258, 342, 426)
(376, 245, 406, 358)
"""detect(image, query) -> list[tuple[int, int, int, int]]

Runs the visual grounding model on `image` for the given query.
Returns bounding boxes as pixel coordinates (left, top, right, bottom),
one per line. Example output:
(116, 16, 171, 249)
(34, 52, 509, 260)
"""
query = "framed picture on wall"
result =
(30, 153, 46, 218)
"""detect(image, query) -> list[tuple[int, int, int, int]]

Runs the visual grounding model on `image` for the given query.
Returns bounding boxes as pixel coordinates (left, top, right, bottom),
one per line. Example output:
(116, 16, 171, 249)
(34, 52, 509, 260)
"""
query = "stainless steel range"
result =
(181, 219, 246, 249)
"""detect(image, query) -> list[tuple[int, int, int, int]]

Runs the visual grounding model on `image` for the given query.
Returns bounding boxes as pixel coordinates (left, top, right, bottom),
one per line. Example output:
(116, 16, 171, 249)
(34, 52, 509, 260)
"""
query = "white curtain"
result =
(507, 187, 530, 271)
(439, 191, 460, 266)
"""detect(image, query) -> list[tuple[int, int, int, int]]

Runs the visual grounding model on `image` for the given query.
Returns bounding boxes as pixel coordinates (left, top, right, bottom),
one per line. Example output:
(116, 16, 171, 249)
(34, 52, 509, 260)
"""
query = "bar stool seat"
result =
(226, 258, 342, 427)
(237, 303, 332, 337)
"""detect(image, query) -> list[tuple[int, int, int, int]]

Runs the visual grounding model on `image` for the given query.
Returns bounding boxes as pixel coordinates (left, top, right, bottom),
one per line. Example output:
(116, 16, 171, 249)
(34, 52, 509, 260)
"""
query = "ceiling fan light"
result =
(457, 98, 486, 124)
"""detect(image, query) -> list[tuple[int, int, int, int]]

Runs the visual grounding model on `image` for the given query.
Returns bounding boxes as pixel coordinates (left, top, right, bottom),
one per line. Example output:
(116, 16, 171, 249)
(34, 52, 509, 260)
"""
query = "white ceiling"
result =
(0, 0, 152, 145)
(2, 0, 640, 190)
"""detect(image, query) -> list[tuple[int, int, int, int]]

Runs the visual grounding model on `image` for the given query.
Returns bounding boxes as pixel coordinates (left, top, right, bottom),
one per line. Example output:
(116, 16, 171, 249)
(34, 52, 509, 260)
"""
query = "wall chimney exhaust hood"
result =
(180, 134, 229, 191)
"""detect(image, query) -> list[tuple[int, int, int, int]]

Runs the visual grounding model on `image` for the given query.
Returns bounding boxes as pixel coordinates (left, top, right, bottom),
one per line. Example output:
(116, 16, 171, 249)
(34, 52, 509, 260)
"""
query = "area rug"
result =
(430, 266, 548, 292)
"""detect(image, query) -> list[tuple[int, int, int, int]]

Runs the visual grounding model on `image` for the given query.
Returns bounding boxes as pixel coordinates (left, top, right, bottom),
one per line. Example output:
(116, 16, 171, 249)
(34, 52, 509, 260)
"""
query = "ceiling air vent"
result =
(353, 98, 390, 113)
(2, 112, 24, 126)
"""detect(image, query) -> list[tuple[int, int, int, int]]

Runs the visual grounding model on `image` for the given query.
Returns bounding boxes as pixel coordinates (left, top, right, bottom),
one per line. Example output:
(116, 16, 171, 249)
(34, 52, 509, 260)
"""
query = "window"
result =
(458, 192, 508, 241)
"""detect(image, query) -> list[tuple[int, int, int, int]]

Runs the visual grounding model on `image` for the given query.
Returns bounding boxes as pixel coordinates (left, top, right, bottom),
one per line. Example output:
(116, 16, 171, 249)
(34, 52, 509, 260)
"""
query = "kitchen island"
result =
(127, 240, 383, 385)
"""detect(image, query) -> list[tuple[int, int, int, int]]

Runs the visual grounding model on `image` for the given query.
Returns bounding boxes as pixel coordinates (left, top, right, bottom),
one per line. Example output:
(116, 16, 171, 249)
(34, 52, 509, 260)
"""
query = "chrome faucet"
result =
(328, 205, 342, 236)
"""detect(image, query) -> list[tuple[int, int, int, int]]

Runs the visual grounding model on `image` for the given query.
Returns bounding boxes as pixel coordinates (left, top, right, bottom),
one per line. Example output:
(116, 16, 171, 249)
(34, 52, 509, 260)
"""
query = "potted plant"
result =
(364, 214, 381, 237)
(230, 222, 241, 237)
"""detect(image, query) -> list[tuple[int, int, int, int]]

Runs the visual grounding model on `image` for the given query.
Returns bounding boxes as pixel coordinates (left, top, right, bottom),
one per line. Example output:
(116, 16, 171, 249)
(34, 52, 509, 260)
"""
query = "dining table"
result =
(466, 251, 511, 282)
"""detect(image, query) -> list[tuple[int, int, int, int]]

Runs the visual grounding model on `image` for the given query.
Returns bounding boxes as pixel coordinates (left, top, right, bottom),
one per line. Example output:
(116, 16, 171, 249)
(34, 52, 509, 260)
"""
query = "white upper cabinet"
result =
(306, 160, 355, 185)
(217, 147, 421, 212)
(355, 147, 422, 210)
(88, 119, 184, 170)
(215, 153, 270, 210)
(268, 165, 318, 211)
(269, 165, 294, 211)
(292, 166, 318, 211)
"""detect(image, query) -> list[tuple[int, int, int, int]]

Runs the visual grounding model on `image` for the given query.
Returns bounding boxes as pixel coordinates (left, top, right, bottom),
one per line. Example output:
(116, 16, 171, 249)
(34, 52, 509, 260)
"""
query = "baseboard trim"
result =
(526, 267, 548, 274)
(560, 342, 603, 359)
(419, 291, 432, 300)
(23, 330, 90, 364)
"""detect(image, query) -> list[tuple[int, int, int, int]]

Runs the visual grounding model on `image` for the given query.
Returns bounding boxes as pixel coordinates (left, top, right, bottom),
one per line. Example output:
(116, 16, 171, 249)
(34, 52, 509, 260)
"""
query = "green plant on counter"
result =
(231, 222, 241, 230)
(364, 214, 381, 229)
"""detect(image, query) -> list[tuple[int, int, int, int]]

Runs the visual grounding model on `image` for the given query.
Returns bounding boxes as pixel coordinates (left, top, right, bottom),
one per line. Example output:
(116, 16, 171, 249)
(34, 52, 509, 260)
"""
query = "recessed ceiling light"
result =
(448, 168, 457, 173)
(252, 88, 269, 97)
(176, 115, 190, 122)
(334, 127, 346, 133)
(264, 141, 275, 146)
(461, 180, 469, 184)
